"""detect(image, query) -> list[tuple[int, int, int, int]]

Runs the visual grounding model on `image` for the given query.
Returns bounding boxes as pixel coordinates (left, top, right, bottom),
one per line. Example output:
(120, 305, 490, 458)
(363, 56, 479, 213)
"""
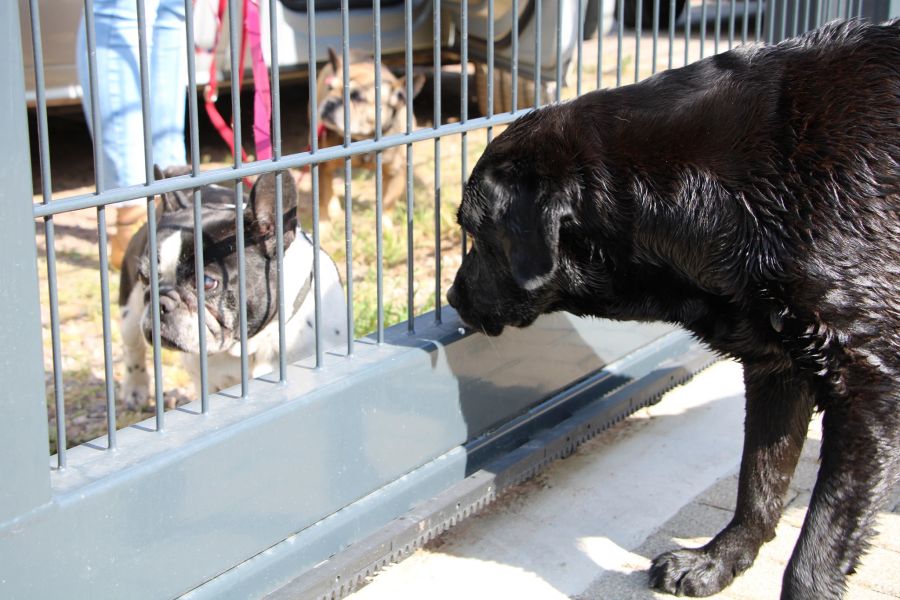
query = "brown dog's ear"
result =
(249, 171, 298, 257)
(406, 72, 427, 100)
(391, 72, 427, 107)
(327, 47, 341, 75)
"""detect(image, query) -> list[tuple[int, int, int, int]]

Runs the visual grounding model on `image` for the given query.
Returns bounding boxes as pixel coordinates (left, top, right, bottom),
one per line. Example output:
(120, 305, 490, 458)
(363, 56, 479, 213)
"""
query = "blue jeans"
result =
(77, 0, 188, 197)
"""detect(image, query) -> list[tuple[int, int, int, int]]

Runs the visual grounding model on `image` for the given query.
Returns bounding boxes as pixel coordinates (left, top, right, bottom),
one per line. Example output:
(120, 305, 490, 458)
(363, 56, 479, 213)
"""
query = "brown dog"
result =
(314, 48, 425, 222)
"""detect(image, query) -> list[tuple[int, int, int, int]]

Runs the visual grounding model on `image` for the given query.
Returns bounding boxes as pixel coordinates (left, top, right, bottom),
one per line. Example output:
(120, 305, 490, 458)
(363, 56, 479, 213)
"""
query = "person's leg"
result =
(77, 0, 146, 190)
(77, 0, 148, 268)
(150, 0, 188, 170)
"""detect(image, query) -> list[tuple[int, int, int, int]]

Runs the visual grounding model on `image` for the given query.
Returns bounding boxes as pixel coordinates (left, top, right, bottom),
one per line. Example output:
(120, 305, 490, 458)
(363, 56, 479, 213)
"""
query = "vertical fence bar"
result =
(577, 0, 584, 94)
(756, 0, 763, 39)
(434, 0, 442, 324)
(714, 0, 722, 54)
(668, 0, 676, 69)
(82, 0, 118, 439)
(513, 0, 520, 107)
(308, 0, 325, 358)
(187, 0, 209, 410)
(268, 0, 288, 378)
(405, 0, 415, 332)
(488, 0, 496, 138)
(652, 0, 660, 74)
(856, 0, 863, 19)
(635, 0, 643, 83)
(227, 0, 250, 390)
(598, 0, 605, 88)
(341, 0, 355, 350)
(616, 0, 623, 87)
(742, 0, 749, 42)
(684, 0, 692, 65)
(136, 0, 166, 428)
(535, 0, 543, 104)
(767, 0, 777, 42)
(28, 0, 70, 455)
(802, 0, 810, 35)
(700, 0, 708, 57)
(374, 0, 385, 342)
(0, 0, 52, 512)
(557, 0, 564, 98)
(460, 0, 468, 255)
(728, 0, 736, 48)
(791, 0, 799, 35)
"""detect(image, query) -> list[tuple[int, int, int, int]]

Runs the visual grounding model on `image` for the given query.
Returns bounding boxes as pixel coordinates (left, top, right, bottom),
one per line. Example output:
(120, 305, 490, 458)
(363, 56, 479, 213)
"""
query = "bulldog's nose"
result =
(158, 289, 179, 315)
(447, 285, 459, 308)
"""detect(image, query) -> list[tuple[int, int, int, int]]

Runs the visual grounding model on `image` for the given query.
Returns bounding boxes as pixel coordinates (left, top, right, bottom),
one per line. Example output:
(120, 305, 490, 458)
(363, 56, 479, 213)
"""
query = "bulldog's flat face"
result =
(134, 206, 261, 353)
(121, 171, 298, 355)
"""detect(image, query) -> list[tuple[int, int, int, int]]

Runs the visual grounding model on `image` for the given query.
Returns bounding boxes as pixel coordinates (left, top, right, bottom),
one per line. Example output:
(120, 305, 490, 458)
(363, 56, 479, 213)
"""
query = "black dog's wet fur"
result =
(448, 20, 899, 599)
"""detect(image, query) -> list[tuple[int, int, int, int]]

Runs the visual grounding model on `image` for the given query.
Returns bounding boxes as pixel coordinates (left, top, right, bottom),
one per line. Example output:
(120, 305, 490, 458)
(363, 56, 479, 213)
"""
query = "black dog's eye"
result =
(203, 275, 219, 292)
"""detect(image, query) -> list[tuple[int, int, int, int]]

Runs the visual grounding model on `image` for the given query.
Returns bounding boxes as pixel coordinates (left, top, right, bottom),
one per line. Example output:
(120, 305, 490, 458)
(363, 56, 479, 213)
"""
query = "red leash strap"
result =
(203, 0, 275, 188)
(245, 0, 272, 160)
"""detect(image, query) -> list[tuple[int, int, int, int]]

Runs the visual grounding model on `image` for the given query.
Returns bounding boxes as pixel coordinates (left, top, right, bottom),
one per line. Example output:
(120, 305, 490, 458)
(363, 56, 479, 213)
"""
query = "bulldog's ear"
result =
(249, 171, 298, 257)
(153, 164, 193, 215)
(502, 184, 563, 291)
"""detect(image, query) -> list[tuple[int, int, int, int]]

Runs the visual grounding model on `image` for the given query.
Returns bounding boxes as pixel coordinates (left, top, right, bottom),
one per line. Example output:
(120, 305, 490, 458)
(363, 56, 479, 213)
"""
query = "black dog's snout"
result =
(447, 285, 459, 309)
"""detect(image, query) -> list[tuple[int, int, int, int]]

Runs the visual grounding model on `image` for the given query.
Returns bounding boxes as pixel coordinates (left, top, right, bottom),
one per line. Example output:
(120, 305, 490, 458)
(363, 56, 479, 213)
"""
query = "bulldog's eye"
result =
(203, 275, 219, 292)
(350, 89, 363, 102)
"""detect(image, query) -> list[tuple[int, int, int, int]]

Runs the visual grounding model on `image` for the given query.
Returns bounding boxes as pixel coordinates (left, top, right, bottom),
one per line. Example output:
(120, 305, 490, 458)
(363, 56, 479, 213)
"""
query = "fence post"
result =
(0, 0, 51, 523)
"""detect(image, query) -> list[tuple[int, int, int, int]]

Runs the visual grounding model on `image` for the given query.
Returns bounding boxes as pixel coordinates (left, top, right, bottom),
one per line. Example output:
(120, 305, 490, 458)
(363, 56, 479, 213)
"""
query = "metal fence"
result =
(2, 0, 895, 597)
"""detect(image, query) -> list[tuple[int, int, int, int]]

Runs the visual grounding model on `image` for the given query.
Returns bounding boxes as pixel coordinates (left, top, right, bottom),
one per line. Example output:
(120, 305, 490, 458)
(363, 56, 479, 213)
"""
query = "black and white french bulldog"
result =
(119, 166, 346, 406)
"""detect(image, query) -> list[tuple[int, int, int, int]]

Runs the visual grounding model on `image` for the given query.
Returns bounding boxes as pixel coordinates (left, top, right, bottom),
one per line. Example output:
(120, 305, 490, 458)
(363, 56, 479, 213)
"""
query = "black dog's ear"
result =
(249, 171, 298, 257)
(502, 182, 565, 291)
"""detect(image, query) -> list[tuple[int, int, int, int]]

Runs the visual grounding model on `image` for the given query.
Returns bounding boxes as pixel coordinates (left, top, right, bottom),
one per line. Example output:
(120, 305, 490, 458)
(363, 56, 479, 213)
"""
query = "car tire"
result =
(623, 0, 686, 29)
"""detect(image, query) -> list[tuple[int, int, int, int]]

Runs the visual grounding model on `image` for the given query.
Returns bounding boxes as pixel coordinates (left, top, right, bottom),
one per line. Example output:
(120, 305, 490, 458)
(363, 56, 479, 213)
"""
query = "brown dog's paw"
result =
(649, 548, 738, 597)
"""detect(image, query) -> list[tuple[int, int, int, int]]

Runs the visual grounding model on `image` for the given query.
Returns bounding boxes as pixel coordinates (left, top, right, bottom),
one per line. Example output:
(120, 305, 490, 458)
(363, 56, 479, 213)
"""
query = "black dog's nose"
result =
(447, 285, 459, 308)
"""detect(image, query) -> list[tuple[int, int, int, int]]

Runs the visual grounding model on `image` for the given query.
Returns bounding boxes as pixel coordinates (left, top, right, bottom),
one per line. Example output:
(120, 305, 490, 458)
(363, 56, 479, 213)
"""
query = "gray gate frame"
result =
(2, 0, 738, 598)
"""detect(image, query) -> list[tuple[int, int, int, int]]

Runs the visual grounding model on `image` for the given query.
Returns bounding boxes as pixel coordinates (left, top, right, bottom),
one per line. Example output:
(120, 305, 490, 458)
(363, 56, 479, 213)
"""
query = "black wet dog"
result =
(448, 19, 899, 600)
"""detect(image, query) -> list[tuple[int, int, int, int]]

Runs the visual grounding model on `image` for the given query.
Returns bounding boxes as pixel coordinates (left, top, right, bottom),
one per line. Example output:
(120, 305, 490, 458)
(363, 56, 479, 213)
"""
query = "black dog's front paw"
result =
(649, 548, 740, 597)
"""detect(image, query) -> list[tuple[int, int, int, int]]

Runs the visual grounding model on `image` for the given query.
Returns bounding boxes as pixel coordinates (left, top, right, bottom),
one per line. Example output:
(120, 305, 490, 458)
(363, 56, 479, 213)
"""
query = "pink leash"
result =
(244, 0, 272, 161)
(203, 1, 327, 187)
(202, 0, 272, 185)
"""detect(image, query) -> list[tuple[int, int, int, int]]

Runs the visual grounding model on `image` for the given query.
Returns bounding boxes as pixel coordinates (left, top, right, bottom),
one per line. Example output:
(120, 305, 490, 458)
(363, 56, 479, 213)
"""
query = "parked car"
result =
(19, 0, 592, 111)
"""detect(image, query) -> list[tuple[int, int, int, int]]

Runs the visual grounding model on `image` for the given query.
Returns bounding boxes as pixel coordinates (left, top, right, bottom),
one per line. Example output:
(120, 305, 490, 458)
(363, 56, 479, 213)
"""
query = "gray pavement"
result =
(347, 360, 900, 600)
